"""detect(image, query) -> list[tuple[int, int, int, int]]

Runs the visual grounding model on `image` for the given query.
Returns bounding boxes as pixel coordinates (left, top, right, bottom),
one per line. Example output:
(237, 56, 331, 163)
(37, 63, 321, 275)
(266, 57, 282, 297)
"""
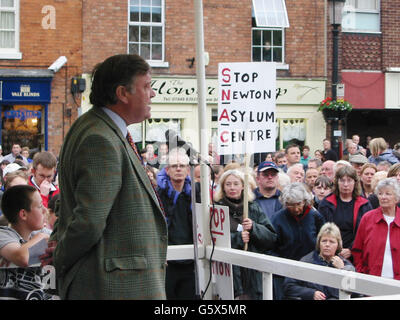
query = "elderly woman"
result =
(270, 182, 325, 299)
(214, 169, 277, 300)
(368, 137, 399, 165)
(284, 222, 355, 300)
(352, 178, 400, 279)
(318, 166, 372, 260)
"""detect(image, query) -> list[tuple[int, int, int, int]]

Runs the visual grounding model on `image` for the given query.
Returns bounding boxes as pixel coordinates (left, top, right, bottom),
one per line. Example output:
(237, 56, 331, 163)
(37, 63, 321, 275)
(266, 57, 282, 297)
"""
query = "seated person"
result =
(0, 185, 56, 300)
(283, 222, 355, 300)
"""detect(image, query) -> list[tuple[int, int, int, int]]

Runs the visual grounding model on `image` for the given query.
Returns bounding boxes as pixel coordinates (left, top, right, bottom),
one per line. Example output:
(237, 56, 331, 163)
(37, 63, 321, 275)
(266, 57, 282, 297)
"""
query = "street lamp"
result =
(328, 0, 345, 158)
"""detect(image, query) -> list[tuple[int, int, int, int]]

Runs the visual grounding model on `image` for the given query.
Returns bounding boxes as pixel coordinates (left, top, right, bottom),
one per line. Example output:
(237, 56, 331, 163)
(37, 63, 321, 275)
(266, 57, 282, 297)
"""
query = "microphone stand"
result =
(189, 150, 210, 300)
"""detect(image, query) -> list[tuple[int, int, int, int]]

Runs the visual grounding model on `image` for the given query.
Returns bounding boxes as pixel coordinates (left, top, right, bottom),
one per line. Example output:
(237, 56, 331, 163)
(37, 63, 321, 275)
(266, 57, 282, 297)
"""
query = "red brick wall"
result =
(342, 33, 381, 70)
(82, 0, 127, 73)
(341, 1, 400, 72)
(0, 0, 83, 156)
(284, 0, 326, 78)
(154, 0, 325, 78)
(381, 0, 400, 69)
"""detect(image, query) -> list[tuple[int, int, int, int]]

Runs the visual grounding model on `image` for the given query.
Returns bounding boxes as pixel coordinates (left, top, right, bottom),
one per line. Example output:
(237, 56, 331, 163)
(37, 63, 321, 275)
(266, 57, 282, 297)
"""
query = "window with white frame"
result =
(0, 0, 21, 59)
(128, 0, 165, 66)
(251, 0, 289, 64)
(342, 0, 380, 33)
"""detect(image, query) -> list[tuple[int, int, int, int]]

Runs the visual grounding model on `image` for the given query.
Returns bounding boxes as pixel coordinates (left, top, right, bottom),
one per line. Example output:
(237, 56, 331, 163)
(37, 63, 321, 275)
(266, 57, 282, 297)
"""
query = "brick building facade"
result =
(338, 0, 400, 147)
(0, 0, 82, 157)
(80, 0, 328, 159)
(1, 0, 331, 157)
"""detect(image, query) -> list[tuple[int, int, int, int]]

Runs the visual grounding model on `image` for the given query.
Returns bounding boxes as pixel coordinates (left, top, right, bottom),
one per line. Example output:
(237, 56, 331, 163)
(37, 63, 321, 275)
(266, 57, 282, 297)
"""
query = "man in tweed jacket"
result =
(51, 54, 168, 299)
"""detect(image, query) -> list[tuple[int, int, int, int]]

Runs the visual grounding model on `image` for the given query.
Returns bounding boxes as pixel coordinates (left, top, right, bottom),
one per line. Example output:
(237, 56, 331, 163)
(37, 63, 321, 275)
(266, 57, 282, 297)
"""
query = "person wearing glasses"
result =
(156, 147, 196, 300)
(270, 182, 325, 300)
(318, 166, 372, 261)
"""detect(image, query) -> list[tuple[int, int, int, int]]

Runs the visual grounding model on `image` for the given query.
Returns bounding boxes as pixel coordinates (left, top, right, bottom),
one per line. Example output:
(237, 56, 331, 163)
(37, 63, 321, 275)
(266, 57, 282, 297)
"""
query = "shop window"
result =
(128, 0, 167, 67)
(127, 118, 180, 150)
(0, 0, 21, 59)
(342, 0, 380, 33)
(278, 118, 306, 149)
(251, 0, 289, 65)
(1, 105, 43, 154)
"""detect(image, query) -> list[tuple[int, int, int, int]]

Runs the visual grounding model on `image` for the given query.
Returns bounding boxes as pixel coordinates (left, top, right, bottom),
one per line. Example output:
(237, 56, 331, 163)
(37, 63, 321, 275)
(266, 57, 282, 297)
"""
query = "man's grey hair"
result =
(287, 163, 304, 176)
(280, 182, 313, 207)
(333, 160, 351, 173)
(167, 147, 189, 166)
(375, 177, 400, 202)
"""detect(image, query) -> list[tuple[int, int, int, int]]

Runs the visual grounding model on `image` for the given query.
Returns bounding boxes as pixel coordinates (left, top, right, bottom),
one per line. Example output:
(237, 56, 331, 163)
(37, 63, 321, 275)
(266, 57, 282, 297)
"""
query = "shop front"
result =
(0, 70, 53, 155)
(80, 74, 326, 160)
(148, 76, 326, 161)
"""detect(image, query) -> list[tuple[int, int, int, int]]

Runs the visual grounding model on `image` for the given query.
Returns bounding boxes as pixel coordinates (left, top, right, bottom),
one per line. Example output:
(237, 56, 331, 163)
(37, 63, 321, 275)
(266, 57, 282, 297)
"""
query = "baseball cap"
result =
(257, 161, 279, 173)
(349, 154, 368, 164)
(3, 163, 22, 178)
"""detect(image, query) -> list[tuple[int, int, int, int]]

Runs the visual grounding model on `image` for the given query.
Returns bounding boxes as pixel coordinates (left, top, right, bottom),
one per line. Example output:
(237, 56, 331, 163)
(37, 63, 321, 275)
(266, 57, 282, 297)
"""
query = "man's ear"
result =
(18, 209, 28, 222)
(115, 85, 129, 104)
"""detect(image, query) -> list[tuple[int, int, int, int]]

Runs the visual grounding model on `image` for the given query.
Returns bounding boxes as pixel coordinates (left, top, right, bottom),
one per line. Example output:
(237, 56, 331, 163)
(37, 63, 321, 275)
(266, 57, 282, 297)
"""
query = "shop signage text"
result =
(151, 77, 325, 105)
(0, 79, 52, 103)
(4, 109, 42, 121)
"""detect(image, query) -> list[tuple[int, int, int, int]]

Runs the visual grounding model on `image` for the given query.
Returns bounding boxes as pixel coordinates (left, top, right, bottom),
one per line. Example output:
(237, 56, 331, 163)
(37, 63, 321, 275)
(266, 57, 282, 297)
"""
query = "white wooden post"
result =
(262, 272, 273, 300)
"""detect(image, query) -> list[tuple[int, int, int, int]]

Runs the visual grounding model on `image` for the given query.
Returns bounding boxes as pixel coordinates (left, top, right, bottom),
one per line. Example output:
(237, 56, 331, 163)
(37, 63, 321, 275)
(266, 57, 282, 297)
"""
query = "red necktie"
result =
(126, 132, 166, 218)
(126, 132, 143, 164)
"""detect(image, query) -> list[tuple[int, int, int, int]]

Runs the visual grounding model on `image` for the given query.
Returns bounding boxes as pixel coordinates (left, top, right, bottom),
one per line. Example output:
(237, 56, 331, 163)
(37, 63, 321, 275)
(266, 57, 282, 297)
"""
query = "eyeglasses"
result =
(169, 164, 187, 170)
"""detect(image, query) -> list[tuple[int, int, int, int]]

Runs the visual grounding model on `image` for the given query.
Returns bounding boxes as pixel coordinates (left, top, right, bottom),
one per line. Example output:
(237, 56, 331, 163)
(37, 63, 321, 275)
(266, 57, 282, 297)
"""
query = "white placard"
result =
(195, 204, 233, 300)
(218, 62, 277, 156)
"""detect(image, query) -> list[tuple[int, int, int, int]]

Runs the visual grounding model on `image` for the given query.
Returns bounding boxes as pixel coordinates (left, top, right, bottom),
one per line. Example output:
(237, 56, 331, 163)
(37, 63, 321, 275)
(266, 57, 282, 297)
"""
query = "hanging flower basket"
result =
(318, 97, 352, 121)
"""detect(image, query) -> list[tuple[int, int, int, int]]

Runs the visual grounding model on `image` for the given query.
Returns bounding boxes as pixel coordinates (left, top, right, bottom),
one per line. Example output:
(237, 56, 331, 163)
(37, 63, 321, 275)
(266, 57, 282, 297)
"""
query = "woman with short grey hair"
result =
(279, 182, 314, 208)
(270, 182, 325, 300)
(353, 177, 400, 280)
(375, 177, 400, 200)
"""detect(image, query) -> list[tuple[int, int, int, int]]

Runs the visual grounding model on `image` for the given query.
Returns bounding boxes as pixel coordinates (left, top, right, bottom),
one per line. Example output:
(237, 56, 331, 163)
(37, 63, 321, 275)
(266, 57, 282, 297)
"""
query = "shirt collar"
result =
(375, 206, 400, 227)
(102, 107, 127, 137)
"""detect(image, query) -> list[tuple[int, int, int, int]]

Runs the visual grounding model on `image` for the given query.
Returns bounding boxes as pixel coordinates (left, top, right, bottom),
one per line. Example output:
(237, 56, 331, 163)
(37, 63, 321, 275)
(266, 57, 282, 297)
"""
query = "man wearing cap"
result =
(349, 154, 368, 176)
(254, 161, 283, 220)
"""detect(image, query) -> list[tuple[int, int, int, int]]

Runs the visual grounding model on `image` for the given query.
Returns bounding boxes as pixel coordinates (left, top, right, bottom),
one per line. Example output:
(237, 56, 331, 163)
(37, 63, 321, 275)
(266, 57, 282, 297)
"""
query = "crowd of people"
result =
(0, 53, 399, 301)
(111, 133, 399, 300)
(1, 132, 400, 300)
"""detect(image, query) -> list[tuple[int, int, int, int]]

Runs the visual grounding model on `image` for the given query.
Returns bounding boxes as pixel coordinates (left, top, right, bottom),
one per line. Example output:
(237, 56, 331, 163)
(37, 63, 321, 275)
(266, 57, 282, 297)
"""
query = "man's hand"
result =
(40, 240, 57, 267)
(39, 180, 52, 196)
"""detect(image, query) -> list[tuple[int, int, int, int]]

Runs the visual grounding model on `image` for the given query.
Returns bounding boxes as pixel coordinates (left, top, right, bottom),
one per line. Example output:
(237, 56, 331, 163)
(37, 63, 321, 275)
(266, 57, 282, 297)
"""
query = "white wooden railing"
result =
(167, 244, 400, 300)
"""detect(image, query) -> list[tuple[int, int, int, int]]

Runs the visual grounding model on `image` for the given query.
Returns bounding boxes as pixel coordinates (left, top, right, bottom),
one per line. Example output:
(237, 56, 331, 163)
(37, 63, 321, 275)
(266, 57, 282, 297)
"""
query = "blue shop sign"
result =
(0, 78, 52, 104)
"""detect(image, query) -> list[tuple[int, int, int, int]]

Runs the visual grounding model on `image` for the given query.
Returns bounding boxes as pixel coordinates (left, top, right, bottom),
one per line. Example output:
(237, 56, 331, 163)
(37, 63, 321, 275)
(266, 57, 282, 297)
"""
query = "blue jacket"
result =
(156, 168, 193, 246)
(283, 250, 354, 300)
(270, 207, 325, 261)
(368, 149, 399, 165)
(254, 188, 283, 220)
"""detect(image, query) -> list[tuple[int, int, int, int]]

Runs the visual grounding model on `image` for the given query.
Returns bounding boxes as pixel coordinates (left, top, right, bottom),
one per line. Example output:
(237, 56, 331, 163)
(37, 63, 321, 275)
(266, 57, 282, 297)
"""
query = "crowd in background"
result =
(0, 133, 399, 300)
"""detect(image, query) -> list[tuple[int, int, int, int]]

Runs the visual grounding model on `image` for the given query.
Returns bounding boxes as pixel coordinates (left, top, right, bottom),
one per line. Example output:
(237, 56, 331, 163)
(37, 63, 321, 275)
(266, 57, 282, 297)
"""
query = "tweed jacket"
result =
(52, 107, 168, 300)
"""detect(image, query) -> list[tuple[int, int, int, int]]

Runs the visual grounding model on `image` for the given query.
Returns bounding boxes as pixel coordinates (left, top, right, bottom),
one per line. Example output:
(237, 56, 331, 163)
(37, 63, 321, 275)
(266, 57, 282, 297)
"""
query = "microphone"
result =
(165, 129, 205, 164)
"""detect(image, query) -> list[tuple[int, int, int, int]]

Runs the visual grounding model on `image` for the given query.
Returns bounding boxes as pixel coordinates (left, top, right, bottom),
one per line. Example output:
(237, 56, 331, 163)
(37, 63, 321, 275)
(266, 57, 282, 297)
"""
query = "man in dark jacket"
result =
(254, 161, 283, 219)
(157, 147, 195, 300)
